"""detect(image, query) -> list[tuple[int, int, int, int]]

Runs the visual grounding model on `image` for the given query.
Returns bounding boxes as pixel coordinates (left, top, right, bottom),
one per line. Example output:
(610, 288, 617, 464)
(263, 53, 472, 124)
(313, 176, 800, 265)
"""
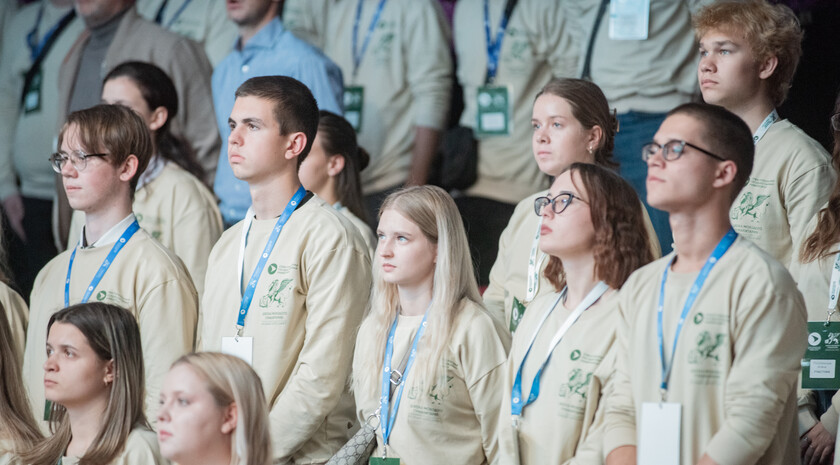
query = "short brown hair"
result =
(694, 1, 802, 106)
(235, 76, 319, 167)
(544, 163, 654, 291)
(59, 104, 153, 193)
(666, 103, 754, 199)
(536, 78, 618, 168)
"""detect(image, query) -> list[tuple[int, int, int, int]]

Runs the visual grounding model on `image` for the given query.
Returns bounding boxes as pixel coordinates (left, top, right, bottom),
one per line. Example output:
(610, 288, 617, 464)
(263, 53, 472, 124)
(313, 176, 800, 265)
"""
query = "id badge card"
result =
(802, 322, 840, 389)
(221, 336, 254, 365)
(609, 0, 650, 40)
(369, 458, 399, 464)
(510, 297, 526, 333)
(476, 85, 512, 136)
(23, 68, 43, 114)
(344, 86, 364, 132)
(639, 402, 680, 465)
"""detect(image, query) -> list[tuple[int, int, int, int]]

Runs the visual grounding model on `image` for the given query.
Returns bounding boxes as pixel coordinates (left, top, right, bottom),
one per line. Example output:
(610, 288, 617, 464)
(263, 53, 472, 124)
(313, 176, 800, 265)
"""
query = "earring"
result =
(587, 146, 595, 155)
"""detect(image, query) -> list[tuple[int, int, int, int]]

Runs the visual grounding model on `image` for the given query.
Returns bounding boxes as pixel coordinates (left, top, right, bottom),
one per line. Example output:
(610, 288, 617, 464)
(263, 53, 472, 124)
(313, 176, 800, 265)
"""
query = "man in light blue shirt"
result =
(212, 0, 343, 226)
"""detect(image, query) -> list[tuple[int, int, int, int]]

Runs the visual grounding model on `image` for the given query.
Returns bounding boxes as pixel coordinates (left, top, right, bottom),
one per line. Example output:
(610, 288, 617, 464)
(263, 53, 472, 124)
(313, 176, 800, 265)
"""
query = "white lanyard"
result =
(827, 253, 840, 319)
(753, 109, 779, 145)
(526, 216, 547, 303)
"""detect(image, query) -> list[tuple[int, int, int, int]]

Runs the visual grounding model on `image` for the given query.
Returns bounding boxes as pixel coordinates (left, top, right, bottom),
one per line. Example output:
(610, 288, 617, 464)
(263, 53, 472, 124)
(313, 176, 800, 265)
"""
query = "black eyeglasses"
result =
(534, 192, 587, 216)
(641, 140, 726, 162)
(49, 151, 108, 173)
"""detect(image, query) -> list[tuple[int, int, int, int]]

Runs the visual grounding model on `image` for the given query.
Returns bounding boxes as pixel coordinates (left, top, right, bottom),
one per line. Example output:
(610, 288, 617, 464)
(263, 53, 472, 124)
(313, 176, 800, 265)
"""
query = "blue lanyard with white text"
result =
(753, 109, 779, 145)
(380, 311, 428, 450)
(351, 0, 387, 79)
(64, 220, 140, 307)
(236, 186, 306, 334)
(26, 7, 74, 61)
(657, 228, 737, 399)
(483, 0, 511, 84)
(510, 282, 609, 420)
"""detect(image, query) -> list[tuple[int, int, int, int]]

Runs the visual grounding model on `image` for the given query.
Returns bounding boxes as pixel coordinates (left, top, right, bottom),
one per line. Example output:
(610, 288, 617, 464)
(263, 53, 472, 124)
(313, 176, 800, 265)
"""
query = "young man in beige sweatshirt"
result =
(198, 76, 372, 464)
(604, 103, 807, 465)
(695, 1, 835, 270)
(24, 104, 198, 426)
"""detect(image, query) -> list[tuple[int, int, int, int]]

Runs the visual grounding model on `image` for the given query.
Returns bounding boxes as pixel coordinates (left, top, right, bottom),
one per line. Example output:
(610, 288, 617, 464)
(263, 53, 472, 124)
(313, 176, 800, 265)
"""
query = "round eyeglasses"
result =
(534, 192, 587, 216)
(49, 151, 108, 174)
(641, 140, 726, 162)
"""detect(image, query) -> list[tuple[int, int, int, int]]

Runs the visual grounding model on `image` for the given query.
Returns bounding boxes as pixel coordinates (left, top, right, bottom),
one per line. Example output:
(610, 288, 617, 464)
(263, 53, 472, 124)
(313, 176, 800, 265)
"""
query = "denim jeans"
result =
(615, 111, 674, 255)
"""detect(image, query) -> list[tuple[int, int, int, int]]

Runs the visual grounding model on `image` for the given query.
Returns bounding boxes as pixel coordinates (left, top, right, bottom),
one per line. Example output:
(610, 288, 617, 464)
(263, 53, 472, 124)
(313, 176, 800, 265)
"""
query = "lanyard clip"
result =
(511, 415, 521, 430)
(660, 388, 668, 404)
(826, 310, 836, 327)
(390, 368, 403, 386)
(235, 325, 244, 339)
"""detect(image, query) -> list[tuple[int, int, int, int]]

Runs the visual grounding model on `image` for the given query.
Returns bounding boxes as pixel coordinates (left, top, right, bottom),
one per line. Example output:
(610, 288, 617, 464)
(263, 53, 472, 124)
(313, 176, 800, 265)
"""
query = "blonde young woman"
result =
(298, 110, 376, 255)
(21, 302, 164, 465)
(498, 163, 653, 464)
(157, 352, 271, 465)
(0, 302, 41, 465)
(353, 185, 510, 464)
(792, 91, 840, 465)
(483, 78, 660, 334)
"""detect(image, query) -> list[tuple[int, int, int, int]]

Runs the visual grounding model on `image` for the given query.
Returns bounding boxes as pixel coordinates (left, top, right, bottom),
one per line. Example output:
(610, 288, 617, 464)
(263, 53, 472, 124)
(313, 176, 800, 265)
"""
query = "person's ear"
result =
(758, 55, 778, 81)
(586, 125, 603, 153)
(220, 402, 237, 435)
(326, 154, 345, 177)
(118, 154, 139, 182)
(711, 159, 738, 190)
(285, 132, 307, 161)
(147, 106, 169, 132)
(103, 359, 115, 385)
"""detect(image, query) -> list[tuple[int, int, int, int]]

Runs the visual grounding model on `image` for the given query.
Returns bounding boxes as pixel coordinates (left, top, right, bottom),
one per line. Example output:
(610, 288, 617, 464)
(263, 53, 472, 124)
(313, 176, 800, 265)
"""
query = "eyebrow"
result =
(46, 342, 77, 351)
(700, 40, 737, 48)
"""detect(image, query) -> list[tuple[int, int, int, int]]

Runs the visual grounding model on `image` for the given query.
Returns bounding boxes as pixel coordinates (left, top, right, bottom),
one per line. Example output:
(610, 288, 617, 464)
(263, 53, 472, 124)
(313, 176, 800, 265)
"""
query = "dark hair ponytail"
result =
(317, 110, 369, 223)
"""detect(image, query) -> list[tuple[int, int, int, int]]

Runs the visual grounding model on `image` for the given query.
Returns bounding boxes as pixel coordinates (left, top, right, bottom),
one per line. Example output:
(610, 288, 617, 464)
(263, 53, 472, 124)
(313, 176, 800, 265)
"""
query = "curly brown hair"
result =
(544, 163, 654, 291)
(800, 93, 840, 262)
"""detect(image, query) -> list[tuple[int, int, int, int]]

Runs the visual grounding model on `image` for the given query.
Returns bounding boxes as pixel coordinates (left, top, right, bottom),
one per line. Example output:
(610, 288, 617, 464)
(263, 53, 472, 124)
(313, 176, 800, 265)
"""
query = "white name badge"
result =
(609, 0, 650, 40)
(221, 336, 254, 365)
(639, 402, 680, 465)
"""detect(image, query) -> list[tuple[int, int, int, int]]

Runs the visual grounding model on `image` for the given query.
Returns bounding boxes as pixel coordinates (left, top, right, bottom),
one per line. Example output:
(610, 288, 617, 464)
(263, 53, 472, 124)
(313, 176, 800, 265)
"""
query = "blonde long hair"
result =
(354, 186, 481, 395)
(20, 303, 147, 465)
(170, 353, 272, 465)
(0, 302, 42, 455)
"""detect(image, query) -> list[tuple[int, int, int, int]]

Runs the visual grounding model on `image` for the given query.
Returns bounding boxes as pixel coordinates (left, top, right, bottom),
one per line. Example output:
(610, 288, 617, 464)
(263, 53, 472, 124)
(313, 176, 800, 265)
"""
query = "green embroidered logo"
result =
(259, 279, 293, 309)
(689, 331, 724, 363)
(730, 191, 770, 221)
(559, 368, 591, 400)
(96, 291, 107, 301)
(694, 313, 704, 324)
(267, 263, 278, 275)
(570, 350, 581, 361)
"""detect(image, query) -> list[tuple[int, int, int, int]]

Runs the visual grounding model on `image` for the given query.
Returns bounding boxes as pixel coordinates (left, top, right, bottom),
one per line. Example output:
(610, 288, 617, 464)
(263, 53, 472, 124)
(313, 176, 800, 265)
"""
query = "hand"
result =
(802, 422, 835, 465)
(697, 454, 720, 465)
(2, 194, 26, 242)
(605, 445, 636, 465)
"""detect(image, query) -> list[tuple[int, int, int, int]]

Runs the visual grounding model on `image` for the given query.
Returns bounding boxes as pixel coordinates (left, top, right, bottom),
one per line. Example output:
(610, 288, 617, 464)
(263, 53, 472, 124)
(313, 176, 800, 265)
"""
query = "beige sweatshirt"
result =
(0, 1, 85, 201)
(483, 192, 660, 331)
(454, 0, 577, 203)
(337, 205, 376, 259)
(498, 290, 618, 464)
(199, 196, 372, 464)
(604, 237, 806, 464)
(285, 0, 452, 193)
(730, 120, 835, 269)
(1, 280, 28, 360)
(60, 426, 166, 465)
(564, 0, 712, 113)
(68, 162, 223, 296)
(24, 224, 198, 424)
(353, 300, 510, 464)
(789, 208, 840, 437)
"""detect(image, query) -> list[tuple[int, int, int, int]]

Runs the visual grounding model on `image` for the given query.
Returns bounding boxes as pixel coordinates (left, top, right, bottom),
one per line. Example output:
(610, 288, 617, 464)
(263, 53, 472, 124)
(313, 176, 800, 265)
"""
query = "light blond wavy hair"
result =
(353, 186, 481, 396)
(171, 353, 272, 465)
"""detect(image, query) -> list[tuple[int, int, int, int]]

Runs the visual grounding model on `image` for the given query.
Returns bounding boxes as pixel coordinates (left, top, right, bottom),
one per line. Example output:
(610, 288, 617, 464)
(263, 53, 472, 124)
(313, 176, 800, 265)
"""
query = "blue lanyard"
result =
(483, 0, 511, 84)
(510, 282, 609, 419)
(65, 220, 141, 307)
(351, 0, 387, 79)
(159, 0, 192, 28)
(380, 311, 428, 448)
(657, 228, 737, 398)
(236, 186, 306, 332)
(26, 7, 74, 62)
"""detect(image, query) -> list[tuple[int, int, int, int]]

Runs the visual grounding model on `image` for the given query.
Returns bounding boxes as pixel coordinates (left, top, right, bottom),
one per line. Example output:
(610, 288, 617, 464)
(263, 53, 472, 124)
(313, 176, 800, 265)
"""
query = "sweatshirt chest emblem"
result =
(259, 278, 293, 310)
(730, 178, 773, 224)
(689, 331, 725, 364)
(558, 368, 591, 401)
